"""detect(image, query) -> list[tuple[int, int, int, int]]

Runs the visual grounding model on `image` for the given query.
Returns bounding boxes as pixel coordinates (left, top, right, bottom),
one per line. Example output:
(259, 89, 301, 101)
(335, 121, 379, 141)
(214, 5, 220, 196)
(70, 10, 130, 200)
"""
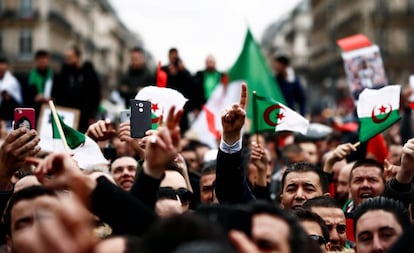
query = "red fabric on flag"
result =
(336, 34, 372, 52)
(203, 105, 220, 141)
(366, 133, 389, 163)
(156, 61, 167, 87)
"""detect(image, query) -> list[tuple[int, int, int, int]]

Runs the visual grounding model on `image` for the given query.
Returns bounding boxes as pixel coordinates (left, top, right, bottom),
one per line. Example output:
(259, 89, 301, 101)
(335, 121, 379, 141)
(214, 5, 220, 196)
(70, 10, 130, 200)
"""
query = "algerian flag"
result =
(252, 92, 309, 134)
(189, 81, 242, 148)
(229, 28, 285, 121)
(135, 86, 188, 129)
(357, 85, 401, 142)
(51, 114, 109, 170)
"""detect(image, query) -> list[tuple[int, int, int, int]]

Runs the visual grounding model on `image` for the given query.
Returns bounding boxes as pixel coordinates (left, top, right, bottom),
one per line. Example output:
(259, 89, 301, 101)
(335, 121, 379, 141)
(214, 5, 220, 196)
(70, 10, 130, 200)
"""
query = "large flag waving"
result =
(189, 81, 242, 148)
(51, 114, 109, 170)
(229, 29, 285, 121)
(357, 85, 401, 142)
(252, 92, 308, 134)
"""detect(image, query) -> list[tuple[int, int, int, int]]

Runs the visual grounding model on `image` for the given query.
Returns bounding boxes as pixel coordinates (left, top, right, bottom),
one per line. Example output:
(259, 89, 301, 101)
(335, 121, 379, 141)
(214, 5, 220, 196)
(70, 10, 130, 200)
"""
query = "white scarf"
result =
(0, 71, 23, 105)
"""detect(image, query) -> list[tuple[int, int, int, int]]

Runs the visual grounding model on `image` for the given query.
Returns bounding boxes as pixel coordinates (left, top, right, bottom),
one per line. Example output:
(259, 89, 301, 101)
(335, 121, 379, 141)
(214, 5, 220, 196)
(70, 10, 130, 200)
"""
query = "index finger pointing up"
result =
(239, 82, 247, 109)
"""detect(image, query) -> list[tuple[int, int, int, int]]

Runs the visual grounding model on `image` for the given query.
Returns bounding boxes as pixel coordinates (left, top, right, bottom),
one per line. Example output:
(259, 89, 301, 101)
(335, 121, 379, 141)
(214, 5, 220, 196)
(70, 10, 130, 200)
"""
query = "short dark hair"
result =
(139, 212, 231, 253)
(274, 55, 290, 66)
(353, 196, 410, 236)
(3, 186, 57, 236)
(0, 56, 8, 64)
(130, 47, 144, 54)
(250, 201, 307, 253)
(200, 160, 216, 175)
(281, 162, 329, 193)
(169, 48, 178, 54)
(294, 208, 330, 244)
(34, 49, 50, 59)
(302, 196, 342, 210)
(350, 158, 384, 183)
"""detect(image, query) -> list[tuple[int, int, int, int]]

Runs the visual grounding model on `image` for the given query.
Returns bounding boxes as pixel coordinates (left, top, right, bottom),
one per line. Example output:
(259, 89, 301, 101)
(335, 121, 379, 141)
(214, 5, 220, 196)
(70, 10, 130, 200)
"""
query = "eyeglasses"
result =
(309, 235, 326, 245)
(157, 187, 193, 204)
(326, 224, 347, 234)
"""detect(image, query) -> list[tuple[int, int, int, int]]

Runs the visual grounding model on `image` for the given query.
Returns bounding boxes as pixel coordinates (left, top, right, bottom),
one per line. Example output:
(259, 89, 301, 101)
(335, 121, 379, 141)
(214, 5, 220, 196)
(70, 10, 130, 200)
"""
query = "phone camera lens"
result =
(139, 103, 143, 107)
(139, 108, 144, 113)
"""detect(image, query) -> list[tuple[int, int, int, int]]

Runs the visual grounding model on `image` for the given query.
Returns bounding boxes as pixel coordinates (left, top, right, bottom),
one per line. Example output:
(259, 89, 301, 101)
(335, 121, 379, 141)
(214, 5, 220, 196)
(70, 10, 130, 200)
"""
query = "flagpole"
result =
(252, 91, 259, 144)
(353, 141, 360, 148)
(49, 100, 71, 154)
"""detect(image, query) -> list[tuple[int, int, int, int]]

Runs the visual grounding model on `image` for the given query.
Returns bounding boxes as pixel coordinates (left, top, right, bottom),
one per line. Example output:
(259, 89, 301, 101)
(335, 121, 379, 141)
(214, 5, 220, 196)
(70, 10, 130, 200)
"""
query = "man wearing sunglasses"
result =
(302, 196, 351, 251)
(294, 209, 331, 252)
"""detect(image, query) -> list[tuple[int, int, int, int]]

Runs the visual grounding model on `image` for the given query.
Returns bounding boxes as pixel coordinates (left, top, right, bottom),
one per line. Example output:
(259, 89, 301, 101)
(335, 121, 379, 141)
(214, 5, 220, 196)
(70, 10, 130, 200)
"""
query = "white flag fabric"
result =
(135, 86, 188, 123)
(274, 103, 309, 135)
(189, 81, 242, 148)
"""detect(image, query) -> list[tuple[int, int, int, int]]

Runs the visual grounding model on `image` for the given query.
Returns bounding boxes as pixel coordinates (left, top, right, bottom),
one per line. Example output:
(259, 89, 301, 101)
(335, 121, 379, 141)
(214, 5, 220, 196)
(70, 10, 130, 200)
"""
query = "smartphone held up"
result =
(14, 108, 35, 130)
(129, 99, 152, 138)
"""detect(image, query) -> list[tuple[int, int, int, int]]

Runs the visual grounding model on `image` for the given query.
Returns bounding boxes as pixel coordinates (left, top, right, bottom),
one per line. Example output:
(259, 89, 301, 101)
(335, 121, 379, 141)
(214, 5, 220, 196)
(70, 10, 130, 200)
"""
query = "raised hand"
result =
(250, 141, 268, 187)
(221, 83, 247, 145)
(0, 128, 40, 188)
(32, 153, 96, 205)
(85, 119, 115, 142)
(323, 142, 356, 173)
(397, 138, 414, 184)
(142, 106, 183, 179)
(118, 121, 145, 159)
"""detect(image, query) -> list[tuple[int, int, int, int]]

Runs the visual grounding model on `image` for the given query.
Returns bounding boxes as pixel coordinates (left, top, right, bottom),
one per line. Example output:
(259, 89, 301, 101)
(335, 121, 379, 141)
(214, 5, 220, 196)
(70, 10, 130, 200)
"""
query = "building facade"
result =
(263, 0, 414, 116)
(0, 0, 141, 91)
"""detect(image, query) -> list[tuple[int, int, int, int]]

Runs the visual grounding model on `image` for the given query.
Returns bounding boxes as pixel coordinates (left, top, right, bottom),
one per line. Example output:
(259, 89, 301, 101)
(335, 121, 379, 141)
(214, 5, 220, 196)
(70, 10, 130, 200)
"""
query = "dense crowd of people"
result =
(0, 44, 413, 253)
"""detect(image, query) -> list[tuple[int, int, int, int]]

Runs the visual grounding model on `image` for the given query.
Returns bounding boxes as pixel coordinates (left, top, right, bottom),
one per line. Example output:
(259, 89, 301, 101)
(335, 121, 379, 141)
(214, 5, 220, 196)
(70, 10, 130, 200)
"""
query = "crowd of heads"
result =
(0, 47, 413, 253)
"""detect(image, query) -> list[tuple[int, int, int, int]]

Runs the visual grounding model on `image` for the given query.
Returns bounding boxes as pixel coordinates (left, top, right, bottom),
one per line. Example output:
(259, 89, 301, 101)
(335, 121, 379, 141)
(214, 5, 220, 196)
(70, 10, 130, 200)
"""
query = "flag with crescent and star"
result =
(357, 85, 401, 142)
(135, 86, 188, 129)
(251, 92, 309, 134)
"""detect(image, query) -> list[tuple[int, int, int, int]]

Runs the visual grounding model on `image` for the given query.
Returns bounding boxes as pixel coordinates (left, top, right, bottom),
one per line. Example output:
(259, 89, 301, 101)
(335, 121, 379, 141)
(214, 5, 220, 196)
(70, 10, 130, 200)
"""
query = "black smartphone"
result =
(130, 99, 152, 138)
(14, 108, 35, 130)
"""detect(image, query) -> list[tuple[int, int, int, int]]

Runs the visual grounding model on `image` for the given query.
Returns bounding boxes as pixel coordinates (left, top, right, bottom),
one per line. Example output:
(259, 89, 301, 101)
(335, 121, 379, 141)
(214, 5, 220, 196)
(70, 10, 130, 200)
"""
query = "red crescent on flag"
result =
(371, 104, 392, 123)
(263, 104, 284, 126)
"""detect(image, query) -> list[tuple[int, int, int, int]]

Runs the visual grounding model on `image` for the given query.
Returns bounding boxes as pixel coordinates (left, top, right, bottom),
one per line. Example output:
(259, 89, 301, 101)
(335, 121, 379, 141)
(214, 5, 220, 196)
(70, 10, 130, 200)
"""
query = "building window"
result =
(19, 0, 32, 17)
(19, 28, 32, 56)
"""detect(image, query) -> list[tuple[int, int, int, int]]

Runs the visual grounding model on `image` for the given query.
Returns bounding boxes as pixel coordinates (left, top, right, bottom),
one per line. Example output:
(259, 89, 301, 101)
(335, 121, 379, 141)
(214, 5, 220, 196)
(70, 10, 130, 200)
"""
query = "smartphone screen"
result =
(14, 108, 35, 130)
(130, 99, 152, 138)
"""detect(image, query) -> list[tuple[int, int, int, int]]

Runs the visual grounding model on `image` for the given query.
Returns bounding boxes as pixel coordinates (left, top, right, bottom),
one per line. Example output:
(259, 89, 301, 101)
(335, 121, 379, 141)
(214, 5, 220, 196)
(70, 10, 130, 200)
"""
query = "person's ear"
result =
(325, 241, 331, 251)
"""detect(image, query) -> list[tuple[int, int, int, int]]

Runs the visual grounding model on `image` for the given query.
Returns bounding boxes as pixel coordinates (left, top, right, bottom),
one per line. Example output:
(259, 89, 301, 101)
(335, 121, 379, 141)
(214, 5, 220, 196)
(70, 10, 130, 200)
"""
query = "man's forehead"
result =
(111, 157, 137, 169)
(12, 196, 59, 217)
(352, 165, 382, 176)
(285, 171, 321, 184)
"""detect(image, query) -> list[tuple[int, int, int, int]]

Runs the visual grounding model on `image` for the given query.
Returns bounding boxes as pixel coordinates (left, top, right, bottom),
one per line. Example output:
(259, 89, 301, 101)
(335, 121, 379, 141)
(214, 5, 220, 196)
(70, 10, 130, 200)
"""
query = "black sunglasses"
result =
(309, 234, 326, 245)
(157, 187, 193, 203)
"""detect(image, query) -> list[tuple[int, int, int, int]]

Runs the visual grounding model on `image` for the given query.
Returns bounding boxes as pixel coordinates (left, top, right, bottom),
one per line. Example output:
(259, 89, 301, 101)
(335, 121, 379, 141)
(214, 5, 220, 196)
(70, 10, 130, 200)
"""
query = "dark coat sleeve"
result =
(215, 149, 255, 204)
(382, 178, 413, 208)
(91, 176, 158, 236)
(129, 168, 163, 211)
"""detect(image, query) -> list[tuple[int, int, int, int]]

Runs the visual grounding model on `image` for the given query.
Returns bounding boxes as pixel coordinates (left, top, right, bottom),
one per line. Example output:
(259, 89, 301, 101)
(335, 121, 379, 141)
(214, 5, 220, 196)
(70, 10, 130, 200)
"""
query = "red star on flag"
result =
(277, 112, 285, 121)
(152, 103, 159, 112)
(378, 105, 387, 114)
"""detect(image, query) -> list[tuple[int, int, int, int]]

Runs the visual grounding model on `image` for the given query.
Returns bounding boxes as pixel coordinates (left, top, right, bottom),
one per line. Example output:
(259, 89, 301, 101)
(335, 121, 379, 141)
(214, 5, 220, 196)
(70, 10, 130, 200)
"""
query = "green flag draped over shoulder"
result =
(229, 29, 285, 120)
(51, 114, 85, 149)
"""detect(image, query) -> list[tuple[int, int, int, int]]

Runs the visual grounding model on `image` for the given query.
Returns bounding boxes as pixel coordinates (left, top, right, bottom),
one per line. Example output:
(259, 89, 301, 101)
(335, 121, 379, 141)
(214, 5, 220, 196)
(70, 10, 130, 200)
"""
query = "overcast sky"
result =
(109, 0, 302, 73)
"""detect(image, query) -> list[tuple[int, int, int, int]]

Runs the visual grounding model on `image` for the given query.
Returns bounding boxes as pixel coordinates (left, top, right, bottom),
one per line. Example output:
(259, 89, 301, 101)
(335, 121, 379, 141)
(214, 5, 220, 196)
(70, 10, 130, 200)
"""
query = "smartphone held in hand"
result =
(130, 99, 152, 138)
(14, 108, 35, 130)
